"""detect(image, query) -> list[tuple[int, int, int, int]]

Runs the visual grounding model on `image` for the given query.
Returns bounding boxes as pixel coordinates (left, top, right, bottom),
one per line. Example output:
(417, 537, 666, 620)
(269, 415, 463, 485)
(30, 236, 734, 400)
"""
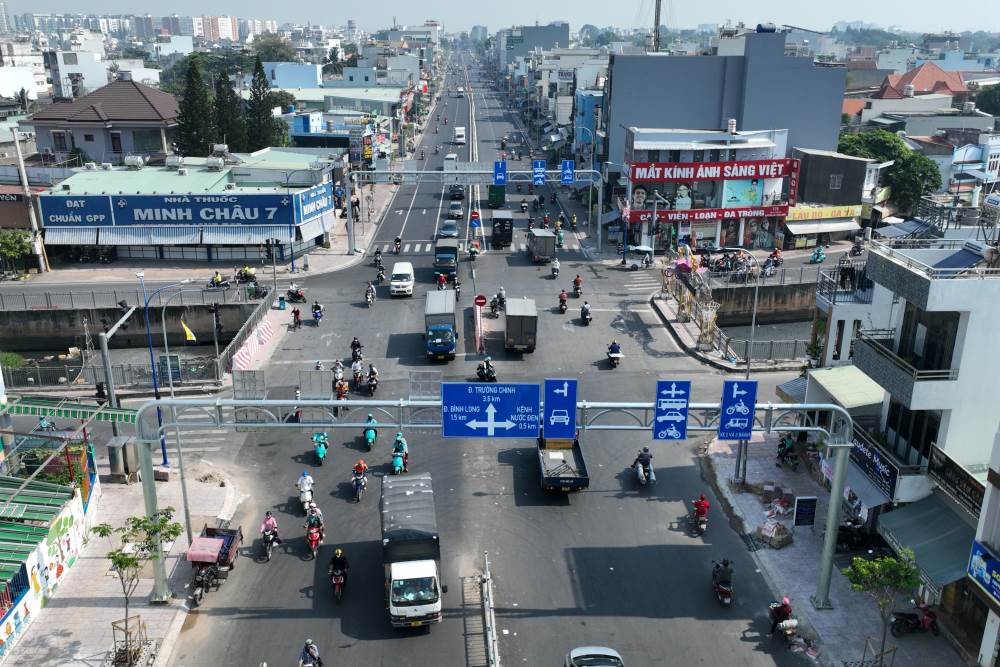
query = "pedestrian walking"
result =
(292, 307, 302, 330)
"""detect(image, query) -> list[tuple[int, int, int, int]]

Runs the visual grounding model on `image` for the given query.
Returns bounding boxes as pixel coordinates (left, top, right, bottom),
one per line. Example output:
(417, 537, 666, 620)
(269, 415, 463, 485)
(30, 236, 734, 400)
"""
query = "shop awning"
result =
(784, 219, 860, 235)
(776, 376, 808, 403)
(44, 227, 98, 245)
(297, 218, 325, 241)
(149, 226, 201, 245)
(808, 366, 885, 410)
(98, 227, 153, 245)
(877, 493, 976, 589)
(846, 463, 892, 509)
(202, 225, 292, 245)
(881, 216, 906, 225)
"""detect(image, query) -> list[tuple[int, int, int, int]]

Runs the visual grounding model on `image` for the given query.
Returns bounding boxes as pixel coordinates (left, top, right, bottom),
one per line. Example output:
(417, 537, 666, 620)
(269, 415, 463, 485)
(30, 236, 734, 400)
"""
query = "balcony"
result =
(816, 261, 873, 311)
(854, 329, 958, 409)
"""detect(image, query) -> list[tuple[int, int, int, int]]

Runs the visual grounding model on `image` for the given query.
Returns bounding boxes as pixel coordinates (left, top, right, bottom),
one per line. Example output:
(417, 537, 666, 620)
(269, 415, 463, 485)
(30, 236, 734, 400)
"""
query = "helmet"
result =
(699, 494, 707, 501)
(396, 432, 403, 438)
(265, 510, 272, 517)
(304, 639, 313, 646)
(782, 596, 790, 605)
(722, 559, 730, 566)
(485, 356, 492, 362)
(367, 413, 373, 419)
(357, 458, 366, 466)
(301, 471, 309, 477)
(642, 447, 649, 454)
(334, 548, 343, 557)
(309, 502, 317, 509)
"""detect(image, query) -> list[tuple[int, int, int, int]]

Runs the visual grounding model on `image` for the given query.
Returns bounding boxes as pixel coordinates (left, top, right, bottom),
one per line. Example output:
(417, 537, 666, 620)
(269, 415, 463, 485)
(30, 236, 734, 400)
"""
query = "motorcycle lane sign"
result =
(653, 380, 691, 441)
(718, 380, 758, 441)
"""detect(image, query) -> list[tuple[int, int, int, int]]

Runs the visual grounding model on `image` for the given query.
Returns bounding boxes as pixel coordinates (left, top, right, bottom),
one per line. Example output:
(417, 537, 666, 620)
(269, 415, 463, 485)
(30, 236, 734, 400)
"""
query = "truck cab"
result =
(433, 238, 460, 281)
(388, 559, 442, 627)
(425, 289, 458, 360)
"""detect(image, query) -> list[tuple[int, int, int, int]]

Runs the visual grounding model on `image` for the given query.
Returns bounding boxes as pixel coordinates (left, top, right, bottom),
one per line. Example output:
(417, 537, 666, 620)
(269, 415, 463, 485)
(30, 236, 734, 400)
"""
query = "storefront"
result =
(780, 205, 863, 250)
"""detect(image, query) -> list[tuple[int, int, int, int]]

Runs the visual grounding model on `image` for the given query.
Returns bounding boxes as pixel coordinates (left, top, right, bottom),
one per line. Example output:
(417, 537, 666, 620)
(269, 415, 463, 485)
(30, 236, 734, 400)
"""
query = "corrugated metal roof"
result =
(44, 227, 98, 245)
(29, 80, 179, 124)
(202, 225, 291, 245)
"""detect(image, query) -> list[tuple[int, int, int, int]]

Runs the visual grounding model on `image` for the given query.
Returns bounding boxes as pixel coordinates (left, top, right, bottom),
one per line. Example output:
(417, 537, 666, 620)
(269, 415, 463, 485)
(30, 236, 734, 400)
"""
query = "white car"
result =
(656, 410, 685, 423)
(565, 646, 625, 667)
(549, 410, 570, 426)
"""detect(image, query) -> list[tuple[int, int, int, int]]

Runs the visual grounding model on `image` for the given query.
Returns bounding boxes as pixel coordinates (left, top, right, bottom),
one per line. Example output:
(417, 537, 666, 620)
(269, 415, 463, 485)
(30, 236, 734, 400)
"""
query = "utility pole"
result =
(652, 0, 662, 53)
(11, 128, 48, 272)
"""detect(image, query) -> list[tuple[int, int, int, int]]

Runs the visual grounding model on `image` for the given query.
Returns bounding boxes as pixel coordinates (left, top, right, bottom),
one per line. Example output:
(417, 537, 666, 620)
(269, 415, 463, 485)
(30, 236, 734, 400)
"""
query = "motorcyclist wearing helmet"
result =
(305, 505, 324, 541)
(353, 458, 369, 476)
(713, 558, 734, 585)
(393, 432, 409, 472)
(329, 547, 350, 586)
(581, 301, 592, 318)
(632, 447, 655, 481)
(298, 639, 321, 667)
(608, 340, 622, 355)
(693, 493, 710, 518)
(558, 289, 568, 305)
(296, 470, 314, 493)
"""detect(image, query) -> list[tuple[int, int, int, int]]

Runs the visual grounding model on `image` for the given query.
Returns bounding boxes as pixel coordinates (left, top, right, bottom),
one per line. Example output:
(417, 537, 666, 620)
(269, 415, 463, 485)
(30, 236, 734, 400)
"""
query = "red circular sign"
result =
(471, 210, 480, 220)
(474, 294, 487, 307)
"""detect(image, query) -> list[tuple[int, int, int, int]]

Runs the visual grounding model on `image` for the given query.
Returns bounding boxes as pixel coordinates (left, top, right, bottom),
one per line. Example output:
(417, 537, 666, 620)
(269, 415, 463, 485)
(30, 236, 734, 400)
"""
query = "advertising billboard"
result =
(625, 205, 789, 224)
(628, 159, 798, 182)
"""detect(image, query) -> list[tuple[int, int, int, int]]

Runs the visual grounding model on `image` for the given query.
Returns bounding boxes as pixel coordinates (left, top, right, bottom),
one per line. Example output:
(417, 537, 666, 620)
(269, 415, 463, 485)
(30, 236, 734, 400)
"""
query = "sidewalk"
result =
(4, 458, 239, 666)
(21, 182, 399, 286)
(707, 435, 966, 667)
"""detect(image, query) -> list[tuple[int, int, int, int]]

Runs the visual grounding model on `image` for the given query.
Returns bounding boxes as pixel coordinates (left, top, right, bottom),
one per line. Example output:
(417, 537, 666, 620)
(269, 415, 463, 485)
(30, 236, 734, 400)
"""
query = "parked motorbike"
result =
(776, 440, 799, 471)
(891, 602, 940, 637)
(306, 525, 322, 560)
(191, 563, 219, 606)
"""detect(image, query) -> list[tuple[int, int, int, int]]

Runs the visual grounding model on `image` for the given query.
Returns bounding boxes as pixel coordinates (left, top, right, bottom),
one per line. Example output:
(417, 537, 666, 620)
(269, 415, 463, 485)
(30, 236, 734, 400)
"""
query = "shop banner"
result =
(969, 540, 1000, 605)
(629, 159, 798, 182)
(850, 435, 899, 499)
(626, 204, 788, 224)
(786, 205, 863, 221)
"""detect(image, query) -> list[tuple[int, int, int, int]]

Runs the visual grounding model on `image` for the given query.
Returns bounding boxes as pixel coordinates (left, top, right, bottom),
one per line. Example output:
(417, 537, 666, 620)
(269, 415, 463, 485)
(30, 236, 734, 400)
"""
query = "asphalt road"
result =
(168, 53, 803, 667)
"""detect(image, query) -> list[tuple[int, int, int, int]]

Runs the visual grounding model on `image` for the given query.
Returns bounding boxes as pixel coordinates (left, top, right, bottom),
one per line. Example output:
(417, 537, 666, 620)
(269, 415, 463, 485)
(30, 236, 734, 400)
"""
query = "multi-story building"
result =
(601, 29, 845, 179)
(0, 38, 47, 97)
(134, 15, 158, 42)
(470, 25, 488, 42)
(45, 49, 108, 98)
(0, 2, 11, 35)
(201, 16, 238, 43)
(495, 23, 570, 67)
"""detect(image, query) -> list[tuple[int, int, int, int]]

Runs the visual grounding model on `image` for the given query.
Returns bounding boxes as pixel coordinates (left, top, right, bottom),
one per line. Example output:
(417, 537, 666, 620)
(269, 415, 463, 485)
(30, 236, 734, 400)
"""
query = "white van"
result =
(389, 261, 415, 297)
(453, 127, 466, 145)
(456, 87, 465, 98)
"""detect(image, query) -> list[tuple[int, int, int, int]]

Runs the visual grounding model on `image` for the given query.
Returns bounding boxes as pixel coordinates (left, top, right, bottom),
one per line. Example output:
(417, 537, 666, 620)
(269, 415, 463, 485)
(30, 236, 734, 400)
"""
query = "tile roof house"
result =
(28, 77, 179, 164)
(872, 61, 968, 100)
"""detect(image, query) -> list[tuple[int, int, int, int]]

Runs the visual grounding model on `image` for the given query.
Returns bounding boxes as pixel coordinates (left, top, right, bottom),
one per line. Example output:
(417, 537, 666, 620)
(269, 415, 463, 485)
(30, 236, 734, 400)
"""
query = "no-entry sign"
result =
(474, 294, 487, 307)
(471, 209, 480, 220)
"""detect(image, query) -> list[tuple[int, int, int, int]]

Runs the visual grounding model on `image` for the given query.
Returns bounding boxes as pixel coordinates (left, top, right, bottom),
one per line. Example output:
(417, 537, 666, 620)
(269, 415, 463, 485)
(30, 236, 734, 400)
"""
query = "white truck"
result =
(453, 126, 466, 145)
(381, 473, 445, 628)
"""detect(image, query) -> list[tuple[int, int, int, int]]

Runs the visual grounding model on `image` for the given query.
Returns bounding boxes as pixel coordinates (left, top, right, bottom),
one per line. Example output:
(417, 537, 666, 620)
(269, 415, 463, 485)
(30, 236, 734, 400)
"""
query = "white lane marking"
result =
(433, 183, 446, 238)
(424, 243, 432, 252)
(520, 243, 527, 251)
(395, 175, 423, 239)
(167, 447, 223, 453)
(403, 244, 412, 253)
(381, 243, 389, 252)
(422, 209, 427, 215)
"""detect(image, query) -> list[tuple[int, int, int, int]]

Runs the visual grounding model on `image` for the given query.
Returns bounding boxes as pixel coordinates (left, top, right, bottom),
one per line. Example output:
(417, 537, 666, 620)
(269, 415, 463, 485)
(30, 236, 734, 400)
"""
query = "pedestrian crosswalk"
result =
(625, 274, 663, 292)
(163, 408, 233, 455)
(376, 240, 586, 254)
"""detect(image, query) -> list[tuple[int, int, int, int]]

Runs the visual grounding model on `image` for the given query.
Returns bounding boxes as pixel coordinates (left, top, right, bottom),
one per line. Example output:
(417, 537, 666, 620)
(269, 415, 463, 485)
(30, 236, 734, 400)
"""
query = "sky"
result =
(18, 0, 1000, 34)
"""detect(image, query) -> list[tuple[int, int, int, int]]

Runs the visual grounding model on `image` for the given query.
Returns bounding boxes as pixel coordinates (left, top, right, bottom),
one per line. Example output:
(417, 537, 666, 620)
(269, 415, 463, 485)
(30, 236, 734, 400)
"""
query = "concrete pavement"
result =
(708, 435, 965, 667)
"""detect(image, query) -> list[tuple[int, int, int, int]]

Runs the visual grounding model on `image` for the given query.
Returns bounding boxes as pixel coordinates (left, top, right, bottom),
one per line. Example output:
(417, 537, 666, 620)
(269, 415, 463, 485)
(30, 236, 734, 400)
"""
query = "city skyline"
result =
(10, 1, 1000, 34)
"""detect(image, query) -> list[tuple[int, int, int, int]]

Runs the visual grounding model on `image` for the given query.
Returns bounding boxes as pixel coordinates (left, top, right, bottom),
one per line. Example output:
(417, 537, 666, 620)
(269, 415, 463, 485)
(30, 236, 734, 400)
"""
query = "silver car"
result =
(565, 646, 625, 667)
(447, 202, 464, 219)
(439, 220, 459, 238)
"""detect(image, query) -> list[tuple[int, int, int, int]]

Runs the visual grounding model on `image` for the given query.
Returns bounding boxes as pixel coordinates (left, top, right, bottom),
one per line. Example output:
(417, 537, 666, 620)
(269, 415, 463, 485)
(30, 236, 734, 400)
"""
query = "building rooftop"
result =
(628, 127, 781, 151)
(244, 86, 405, 104)
(45, 162, 309, 196)
(874, 61, 967, 99)
(793, 147, 874, 162)
(872, 238, 1000, 279)
(29, 80, 179, 124)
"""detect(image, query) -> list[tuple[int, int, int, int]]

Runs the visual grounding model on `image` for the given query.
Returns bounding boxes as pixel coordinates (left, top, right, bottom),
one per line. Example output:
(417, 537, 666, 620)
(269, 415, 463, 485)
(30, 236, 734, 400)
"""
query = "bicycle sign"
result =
(653, 380, 690, 441)
(718, 380, 757, 441)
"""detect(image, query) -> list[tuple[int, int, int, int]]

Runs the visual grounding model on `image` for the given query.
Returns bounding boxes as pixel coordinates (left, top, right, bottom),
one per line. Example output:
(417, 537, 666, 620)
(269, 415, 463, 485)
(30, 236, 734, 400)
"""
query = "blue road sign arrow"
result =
(653, 379, 690, 441)
(543, 378, 578, 439)
(532, 160, 546, 186)
(442, 382, 540, 439)
(718, 380, 758, 441)
(465, 403, 515, 435)
(493, 160, 507, 186)
(560, 159, 575, 185)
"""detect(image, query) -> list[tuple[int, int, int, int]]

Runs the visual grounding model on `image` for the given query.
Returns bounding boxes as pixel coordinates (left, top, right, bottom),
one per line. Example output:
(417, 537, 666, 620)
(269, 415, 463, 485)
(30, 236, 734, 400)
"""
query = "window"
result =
(110, 132, 122, 154)
(692, 150, 704, 162)
(133, 129, 161, 153)
(829, 174, 844, 190)
(708, 150, 720, 162)
(83, 133, 94, 142)
(668, 150, 680, 162)
(52, 131, 68, 151)
(62, 52, 78, 65)
(646, 150, 660, 162)
(348, 74, 354, 82)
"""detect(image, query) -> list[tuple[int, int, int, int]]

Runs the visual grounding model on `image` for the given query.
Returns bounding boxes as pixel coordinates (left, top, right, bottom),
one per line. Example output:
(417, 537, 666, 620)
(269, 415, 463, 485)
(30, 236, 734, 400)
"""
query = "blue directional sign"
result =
(532, 159, 547, 186)
(335, 186, 345, 198)
(653, 380, 691, 441)
(493, 160, 508, 186)
(560, 159, 575, 185)
(718, 380, 758, 441)
(441, 382, 540, 439)
(543, 378, 578, 439)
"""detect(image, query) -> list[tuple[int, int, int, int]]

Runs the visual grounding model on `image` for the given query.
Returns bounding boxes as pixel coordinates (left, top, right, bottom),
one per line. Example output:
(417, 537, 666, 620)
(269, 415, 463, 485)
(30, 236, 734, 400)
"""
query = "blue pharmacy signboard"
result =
(718, 380, 758, 441)
(543, 378, 578, 440)
(37, 191, 329, 227)
(493, 160, 508, 186)
(441, 382, 540, 439)
(532, 159, 547, 186)
(969, 540, 1000, 605)
(560, 159, 575, 185)
(653, 380, 691, 441)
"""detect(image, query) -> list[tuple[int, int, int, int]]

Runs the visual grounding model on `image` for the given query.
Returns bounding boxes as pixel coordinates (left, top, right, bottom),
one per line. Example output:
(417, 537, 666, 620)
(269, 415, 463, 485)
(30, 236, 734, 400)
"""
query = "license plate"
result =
(409, 621, 423, 627)
(436, 354, 445, 360)
(561, 486, 570, 492)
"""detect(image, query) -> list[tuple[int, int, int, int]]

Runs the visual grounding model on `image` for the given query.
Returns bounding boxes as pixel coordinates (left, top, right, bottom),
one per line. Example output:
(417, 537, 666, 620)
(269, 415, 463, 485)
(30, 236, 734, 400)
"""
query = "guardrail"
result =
(0, 285, 264, 311)
(481, 551, 501, 667)
(871, 239, 1000, 279)
(216, 294, 274, 377)
(857, 330, 959, 381)
(722, 338, 811, 362)
(703, 265, 822, 288)
(1, 358, 218, 390)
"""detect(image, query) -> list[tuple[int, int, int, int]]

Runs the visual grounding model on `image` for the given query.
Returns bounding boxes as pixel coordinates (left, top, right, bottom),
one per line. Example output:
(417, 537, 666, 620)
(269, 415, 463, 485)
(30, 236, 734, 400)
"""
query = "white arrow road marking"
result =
(464, 403, 516, 436)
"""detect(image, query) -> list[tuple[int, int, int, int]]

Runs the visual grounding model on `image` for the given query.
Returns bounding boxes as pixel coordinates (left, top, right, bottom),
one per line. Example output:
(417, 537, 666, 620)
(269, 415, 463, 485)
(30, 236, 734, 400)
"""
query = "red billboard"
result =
(628, 159, 798, 182)
(626, 205, 789, 224)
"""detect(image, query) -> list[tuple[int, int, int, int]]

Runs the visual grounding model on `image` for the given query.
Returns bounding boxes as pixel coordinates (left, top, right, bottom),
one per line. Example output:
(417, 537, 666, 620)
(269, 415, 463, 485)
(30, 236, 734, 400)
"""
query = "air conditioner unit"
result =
(84, 162, 97, 170)
(123, 155, 144, 169)
(224, 182, 236, 190)
(212, 143, 229, 155)
(60, 183, 71, 190)
(205, 156, 225, 171)
(42, 147, 52, 155)
(165, 154, 184, 169)
(100, 163, 113, 170)
(177, 168, 188, 175)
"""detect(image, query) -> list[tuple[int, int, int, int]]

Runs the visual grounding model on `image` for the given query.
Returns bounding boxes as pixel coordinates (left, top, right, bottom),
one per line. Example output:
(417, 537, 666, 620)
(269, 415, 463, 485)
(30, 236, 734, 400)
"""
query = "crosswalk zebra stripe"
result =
(403, 244, 412, 252)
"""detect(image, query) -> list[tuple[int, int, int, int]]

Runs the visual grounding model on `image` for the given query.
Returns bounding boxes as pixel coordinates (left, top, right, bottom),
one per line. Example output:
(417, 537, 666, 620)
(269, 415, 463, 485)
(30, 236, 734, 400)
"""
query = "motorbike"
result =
(313, 309, 323, 326)
(762, 258, 777, 277)
(420, 150, 425, 160)
(581, 308, 592, 325)
(550, 192, 556, 204)
(768, 253, 784, 267)
(364, 427, 377, 451)
(286, 288, 306, 303)
(207, 277, 231, 289)
(353, 370, 364, 391)
(331, 569, 346, 602)
(352, 472, 368, 503)
(306, 525, 322, 560)
(299, 487, 313, 515)
(394, 240, 401, 254)
(262, 529, 277, 561)
(333, 364, 344, 383)
(235, 268, 257, 284)
(712, 562, 734, 606)
(634, 461, 653, 486)
(391, 452, 405, 475)
(520, 200, 528, 212)
(558, 298, 567, 314)
(533, 199, 540, 211)
(776, 442, 799, 471)
(556, 230, 565, 248)
(850, 241, 864, 257)
(769, 602, 799, 646)
(375, 269, 386, 285)
(809, 248, 827, 264)
(690, 507, 708, 535)
(367, 375, 378, 396)
(607, 350, 623, 368)
(313, 433, 328, 466)
(476, 362, 497, 382)
(573, 283, 582, 298)
(351, 347, 364, 362)
(366, 291, 375, 307)
(455, 282, 461, 297)
(891, 602, 939, 637)
(527, 217, 535, 230)
(552, 266, 560, 279)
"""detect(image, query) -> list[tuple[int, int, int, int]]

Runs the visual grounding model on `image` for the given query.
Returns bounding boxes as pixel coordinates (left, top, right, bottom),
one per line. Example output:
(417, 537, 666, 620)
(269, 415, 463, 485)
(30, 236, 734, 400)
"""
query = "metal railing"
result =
(856, 330, 959, 381)
(722, 337, 811, 362)
(851, 422, 927, 475)
(872, 238, 1000, 280)
(0, 285, 263, 311)
(816, 262, 873, 305)
(703, 265, 822, 288)
(1, 359, 219, 390)
(482, 551, 501, 667)
(216, 293, 274, 378)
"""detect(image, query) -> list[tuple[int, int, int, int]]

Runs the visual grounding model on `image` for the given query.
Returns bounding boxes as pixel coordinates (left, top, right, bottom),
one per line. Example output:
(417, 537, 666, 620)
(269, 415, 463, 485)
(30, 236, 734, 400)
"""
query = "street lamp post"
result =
(574, 125, 596, 232)
(136, 273, 191, 466)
